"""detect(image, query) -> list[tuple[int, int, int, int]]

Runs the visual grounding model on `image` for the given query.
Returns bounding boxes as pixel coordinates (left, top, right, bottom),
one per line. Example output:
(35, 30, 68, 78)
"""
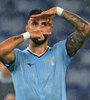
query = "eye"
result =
(42, 22, 48, 26)
(31, 22, 38, 26)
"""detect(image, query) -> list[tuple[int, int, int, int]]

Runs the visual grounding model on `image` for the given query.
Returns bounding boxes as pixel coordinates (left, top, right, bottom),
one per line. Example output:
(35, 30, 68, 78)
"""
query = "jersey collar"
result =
(26, 46, 49, 58)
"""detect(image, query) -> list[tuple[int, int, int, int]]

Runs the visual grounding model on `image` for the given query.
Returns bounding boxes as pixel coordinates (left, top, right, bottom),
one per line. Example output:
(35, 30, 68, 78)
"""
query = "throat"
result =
(27, 46, 49, 57)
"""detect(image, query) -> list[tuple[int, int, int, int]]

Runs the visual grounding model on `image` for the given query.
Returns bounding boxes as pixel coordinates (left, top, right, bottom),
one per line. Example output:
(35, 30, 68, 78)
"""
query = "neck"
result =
(28, 40, 48, 56)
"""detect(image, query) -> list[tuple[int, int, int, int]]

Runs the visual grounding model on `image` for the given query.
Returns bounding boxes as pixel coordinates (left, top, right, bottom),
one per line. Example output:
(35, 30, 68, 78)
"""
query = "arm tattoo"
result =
(61, 11, 90, 36)
(14, 35, 23, 40)
(61, 10, 90, 57)
(66, 31, 86, 57)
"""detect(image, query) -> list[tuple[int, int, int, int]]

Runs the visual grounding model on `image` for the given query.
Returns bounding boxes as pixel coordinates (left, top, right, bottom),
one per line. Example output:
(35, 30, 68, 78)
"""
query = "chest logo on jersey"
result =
(45, 56, 55, 66)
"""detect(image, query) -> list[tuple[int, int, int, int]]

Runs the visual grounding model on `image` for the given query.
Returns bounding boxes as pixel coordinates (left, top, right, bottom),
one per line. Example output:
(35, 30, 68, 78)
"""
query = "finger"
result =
(31, 11, 51, 18)
(31, 12, 45, 18)
(43, 32, 52, 35)
(30, 30, 43, 38)
(30, 15, 53, 22)
(30, 17, 39, 21)
(40, 34, 44, 40)
(49, 15, 56, 20)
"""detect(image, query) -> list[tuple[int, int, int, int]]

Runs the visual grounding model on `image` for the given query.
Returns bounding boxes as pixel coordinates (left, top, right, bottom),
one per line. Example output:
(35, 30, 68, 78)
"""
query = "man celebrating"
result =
(0, 7, 90, 100)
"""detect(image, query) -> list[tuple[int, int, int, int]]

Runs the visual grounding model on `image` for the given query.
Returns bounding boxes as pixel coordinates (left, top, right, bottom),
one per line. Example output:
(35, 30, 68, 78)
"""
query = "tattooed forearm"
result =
(61, 10, 90, 36)
(61, 10, 90, 56)
(14, 35, 23, 40)
(0, 35, 24, 57)
(66, 31, 86, 57)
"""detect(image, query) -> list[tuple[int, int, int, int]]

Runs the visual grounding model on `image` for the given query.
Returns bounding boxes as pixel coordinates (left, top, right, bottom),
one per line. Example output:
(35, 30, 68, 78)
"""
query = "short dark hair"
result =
(27, 9, 43, 21)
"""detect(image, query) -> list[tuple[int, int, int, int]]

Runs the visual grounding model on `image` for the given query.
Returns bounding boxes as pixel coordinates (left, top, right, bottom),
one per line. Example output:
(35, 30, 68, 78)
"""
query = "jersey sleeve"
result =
(55, 40, 72, 70)
(6, 49, 23, 72)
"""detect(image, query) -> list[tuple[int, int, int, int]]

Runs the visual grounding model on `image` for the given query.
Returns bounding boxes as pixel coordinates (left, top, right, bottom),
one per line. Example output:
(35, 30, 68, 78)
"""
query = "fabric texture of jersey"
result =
(7, 40, 72, 100)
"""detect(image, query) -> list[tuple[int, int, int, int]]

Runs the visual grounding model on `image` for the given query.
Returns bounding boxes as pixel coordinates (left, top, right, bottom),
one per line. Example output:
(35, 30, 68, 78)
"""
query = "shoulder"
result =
(14, 48, 28, 56)
(48, 40, 67, 57)
(52, 40, 66, 51)
(13, 48, 29, 65)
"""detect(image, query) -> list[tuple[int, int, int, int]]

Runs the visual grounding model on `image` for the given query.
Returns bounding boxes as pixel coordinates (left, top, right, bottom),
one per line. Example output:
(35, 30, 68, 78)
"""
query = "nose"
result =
(37, 24, 43, 33)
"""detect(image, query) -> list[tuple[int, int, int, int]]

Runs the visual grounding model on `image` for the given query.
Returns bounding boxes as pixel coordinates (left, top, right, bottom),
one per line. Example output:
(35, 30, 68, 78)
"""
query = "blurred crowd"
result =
(0, 0, 90, 100)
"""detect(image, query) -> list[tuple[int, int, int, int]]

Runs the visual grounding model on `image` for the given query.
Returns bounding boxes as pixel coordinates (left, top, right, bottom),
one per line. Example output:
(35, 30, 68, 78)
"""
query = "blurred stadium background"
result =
(0, 0, 90, 100)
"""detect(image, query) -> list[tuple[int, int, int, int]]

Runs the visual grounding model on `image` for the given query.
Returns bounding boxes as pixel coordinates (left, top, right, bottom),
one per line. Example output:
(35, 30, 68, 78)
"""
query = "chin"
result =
(31, 35, 48, 45)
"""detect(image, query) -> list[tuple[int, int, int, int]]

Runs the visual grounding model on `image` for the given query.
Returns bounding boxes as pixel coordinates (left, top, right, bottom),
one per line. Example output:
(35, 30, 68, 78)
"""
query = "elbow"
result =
(0, 45, 8, 57)
(85, 24, 90, 35)
(81, 24, 90, 37)
(88, 24, 90, 33)
(0, 48, 6, 59)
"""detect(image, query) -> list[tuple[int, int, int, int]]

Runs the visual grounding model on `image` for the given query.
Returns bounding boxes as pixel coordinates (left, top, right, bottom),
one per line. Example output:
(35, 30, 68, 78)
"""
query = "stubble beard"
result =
(31, 35, 48, 45)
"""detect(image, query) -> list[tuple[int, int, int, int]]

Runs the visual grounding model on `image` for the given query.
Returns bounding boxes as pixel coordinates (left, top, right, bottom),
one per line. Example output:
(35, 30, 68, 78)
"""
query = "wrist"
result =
(56, 7, 64, 16)
(22, 32, 30, 41)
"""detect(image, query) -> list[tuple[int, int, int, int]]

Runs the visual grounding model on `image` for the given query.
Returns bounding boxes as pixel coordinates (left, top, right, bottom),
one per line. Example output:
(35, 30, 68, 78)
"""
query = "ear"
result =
(25, 25, 29, 32)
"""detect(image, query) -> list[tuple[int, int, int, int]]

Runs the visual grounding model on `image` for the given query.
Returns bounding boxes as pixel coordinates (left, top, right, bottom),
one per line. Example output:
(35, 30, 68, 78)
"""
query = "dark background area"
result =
(0, 0, 90, 100)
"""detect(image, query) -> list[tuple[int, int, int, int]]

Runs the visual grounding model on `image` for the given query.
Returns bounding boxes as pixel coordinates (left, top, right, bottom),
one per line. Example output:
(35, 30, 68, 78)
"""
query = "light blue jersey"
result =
(7, 40, 72, 100)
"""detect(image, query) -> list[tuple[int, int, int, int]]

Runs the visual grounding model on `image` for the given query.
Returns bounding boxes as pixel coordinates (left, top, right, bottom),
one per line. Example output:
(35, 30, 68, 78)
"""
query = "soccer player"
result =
(0, 7, 90, 100)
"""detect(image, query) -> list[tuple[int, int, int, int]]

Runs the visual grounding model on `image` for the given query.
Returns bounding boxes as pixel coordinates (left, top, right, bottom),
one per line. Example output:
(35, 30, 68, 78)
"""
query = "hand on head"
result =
(31, 7, 57, 19)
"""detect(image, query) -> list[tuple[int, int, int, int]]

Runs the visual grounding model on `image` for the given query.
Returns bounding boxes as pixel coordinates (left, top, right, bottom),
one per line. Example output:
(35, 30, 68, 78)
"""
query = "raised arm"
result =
(32, 7, 90, 57)
(61, 9, 90, 57)
(0, 28, 45, 66)
(0, 34, 24, 66)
